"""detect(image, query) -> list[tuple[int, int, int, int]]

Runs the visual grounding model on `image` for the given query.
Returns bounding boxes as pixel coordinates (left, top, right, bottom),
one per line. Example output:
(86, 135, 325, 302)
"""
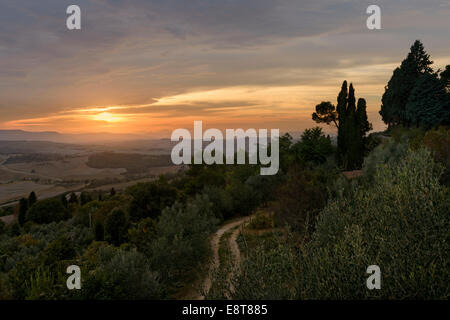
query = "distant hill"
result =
(0, 130, 63, 142)
(0, 130, 148, 144)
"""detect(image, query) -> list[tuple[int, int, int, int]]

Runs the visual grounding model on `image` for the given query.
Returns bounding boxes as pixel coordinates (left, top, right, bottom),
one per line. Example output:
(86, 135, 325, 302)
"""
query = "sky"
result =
(0, 0, 449, 138)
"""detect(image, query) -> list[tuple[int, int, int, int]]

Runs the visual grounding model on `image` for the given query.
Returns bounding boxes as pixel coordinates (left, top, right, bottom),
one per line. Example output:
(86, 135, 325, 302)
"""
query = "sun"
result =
(92, 112, 123, 123)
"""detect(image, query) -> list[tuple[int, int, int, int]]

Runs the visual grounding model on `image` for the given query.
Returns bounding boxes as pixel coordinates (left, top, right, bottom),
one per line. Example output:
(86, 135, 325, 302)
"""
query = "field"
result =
(0, 140, 178, 207)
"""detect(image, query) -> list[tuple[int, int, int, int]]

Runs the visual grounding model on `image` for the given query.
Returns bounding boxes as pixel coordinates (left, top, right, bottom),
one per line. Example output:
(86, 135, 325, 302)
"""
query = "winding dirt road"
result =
(183, 215, 252, 300)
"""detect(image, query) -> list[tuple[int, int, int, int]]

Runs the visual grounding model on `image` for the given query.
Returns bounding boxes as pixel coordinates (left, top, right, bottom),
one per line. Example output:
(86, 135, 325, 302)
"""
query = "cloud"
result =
(0, 0, 449, 134)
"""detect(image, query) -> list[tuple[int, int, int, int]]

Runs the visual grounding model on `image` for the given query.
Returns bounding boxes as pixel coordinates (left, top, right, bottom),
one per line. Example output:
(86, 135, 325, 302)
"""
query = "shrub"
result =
(423, 126, 450, 185)
(272, 166, 328, 241)
(229, 234, 298, 300)
(149, 195, 218, 286)
(297, 148, 449, 299)
(80, 246, 163, 300)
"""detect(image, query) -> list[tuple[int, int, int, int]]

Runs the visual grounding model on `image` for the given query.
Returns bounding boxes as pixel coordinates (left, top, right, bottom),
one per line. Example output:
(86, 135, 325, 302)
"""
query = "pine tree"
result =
(380, 40, 433, 127)
(405, 73, 450, 128)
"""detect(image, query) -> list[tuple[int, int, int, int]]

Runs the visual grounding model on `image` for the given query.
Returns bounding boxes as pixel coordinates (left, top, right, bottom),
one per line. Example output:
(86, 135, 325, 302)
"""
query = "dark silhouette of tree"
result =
(312, 101, 338, 128)
(28, 191, 37, 207)
(356, 98, 373, 137)
(380, 40, 434, 127)
(336, 81, 348, 167)
(315, 81, 372, 170)
(110, 188, 116, 196)
(294, 127, 334, 165)
(356, 98, 373, 165)
(18, 198, 28, 226)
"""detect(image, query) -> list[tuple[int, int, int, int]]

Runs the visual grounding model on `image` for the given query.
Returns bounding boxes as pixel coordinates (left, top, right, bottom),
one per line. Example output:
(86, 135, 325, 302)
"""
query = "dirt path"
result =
(225, 224, 247, 298)
(182, 215, 252, 300)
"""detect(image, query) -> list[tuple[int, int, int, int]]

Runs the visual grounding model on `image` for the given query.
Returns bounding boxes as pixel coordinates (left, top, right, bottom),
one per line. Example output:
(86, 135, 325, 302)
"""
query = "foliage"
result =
(229, 233, 298, 300)
(297, 148, 449, 299)
(104, 208, 128, 246)
(80, 246, 163, 300)
(423, 126, 450, 185)
(18, 197, 28, 226)
(271, 165, 329, 241)
(312, 101, 338, 128)
(380, 40, 434, 127)
(293, 127, 334, 165)
(149, 195, 218, 287)
(405, 73, 450, 128)
(26, 199, 69, 224)
(126, 177, 179, 221)
(28, 191, 37, 207)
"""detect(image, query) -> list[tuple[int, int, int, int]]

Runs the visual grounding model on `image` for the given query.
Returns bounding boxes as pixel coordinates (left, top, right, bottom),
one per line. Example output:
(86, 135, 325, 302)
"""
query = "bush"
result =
(26, 199, 68, 224)
(297, 148, 449, 299)
(423, 126, 450, 185)
(272, 166, 328, 241)
(229, 234, 298, 300)
(149, 195, 218, 287)
(80, 246, 163, 300)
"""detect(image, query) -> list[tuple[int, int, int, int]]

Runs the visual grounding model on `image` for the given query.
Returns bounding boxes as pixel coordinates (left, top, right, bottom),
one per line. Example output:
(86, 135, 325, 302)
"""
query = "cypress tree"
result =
(336, 81, 348, 166)
(28, 191, 37, 207)
(345, 84, 359, 170)
(356, 98, 373, 166)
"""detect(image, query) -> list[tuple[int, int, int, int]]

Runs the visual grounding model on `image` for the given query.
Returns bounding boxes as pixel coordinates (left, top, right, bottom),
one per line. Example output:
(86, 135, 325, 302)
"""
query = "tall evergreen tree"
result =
(336, 81, 348, 166)
(356, 98, 372, 137)
(344, 84, 360, 170)
(312, 81, 372, 170)
(380, 40, 434, 127)
(356, 98, 373, 166)
(28, 191, 37, 207)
